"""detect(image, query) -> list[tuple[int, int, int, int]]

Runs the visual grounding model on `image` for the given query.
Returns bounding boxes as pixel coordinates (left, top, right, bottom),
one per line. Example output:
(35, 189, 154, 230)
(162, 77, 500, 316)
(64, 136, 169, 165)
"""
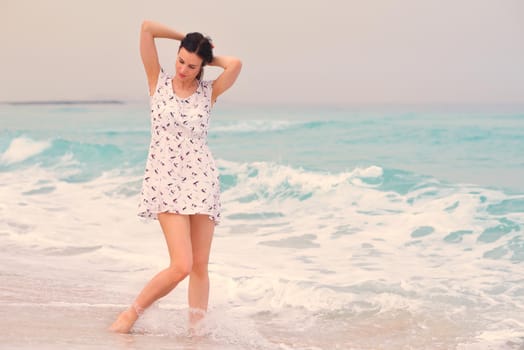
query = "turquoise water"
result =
(1, 102, 523, 349)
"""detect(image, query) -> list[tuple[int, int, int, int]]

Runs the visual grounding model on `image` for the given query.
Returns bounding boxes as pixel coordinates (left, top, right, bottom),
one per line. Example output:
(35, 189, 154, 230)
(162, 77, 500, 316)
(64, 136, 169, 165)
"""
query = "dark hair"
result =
(179, 32, 214, 80)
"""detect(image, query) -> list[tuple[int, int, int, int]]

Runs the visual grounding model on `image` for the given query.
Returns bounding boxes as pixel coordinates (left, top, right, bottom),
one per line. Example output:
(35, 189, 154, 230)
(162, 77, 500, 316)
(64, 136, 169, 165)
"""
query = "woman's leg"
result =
(109, 213, 193, 333)
(187, 214, 215, 325)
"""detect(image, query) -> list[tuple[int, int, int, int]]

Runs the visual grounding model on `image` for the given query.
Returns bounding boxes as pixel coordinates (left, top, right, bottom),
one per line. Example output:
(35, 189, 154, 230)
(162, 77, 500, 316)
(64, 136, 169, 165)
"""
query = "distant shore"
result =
(3, 100, 124, 105)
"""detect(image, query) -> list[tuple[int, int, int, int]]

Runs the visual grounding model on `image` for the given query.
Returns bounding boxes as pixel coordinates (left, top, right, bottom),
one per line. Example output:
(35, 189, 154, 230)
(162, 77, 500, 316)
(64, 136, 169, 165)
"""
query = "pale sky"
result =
(2, 0, 524, 106)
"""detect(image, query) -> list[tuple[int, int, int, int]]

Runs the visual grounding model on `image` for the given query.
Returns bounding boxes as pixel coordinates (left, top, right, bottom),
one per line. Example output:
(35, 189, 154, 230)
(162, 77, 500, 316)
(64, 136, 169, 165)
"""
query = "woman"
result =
(110, 20, 242, 333)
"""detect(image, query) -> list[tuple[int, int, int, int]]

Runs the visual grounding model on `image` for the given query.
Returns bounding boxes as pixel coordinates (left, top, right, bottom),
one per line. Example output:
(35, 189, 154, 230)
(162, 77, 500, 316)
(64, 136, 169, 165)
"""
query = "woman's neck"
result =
(172, 77, 197, 90)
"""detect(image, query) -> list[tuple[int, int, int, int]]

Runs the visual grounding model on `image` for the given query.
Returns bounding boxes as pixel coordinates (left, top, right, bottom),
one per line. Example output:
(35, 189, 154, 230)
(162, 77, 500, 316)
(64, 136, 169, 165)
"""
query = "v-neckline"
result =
(170, 78, 199, 101)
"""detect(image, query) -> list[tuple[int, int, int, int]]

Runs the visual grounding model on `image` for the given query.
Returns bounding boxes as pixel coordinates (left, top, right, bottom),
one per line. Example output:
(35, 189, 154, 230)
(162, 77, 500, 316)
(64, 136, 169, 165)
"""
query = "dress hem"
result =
(137, 210, 220, 225)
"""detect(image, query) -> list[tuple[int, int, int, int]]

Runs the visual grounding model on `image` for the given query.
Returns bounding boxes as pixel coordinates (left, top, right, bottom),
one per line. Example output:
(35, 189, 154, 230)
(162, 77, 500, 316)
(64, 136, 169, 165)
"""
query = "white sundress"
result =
(137, 68, 221, 224)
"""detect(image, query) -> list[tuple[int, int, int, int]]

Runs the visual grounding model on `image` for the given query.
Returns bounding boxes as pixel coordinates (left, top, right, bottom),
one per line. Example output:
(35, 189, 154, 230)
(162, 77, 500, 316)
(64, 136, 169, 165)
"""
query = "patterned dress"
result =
(137, 68, 221, 224)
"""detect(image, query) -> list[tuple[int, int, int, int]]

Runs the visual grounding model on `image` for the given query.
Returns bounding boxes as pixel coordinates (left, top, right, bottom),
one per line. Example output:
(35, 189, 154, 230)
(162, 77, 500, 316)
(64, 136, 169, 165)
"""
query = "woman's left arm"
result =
(209, 56, 242, 105)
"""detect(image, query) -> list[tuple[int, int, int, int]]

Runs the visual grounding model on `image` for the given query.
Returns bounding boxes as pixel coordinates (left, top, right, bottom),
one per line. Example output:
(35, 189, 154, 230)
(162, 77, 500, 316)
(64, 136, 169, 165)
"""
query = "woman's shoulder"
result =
(200, 79, 215, 92)
(159, 67, 172, 82)
(151, 68, 171, 96)
(198, 80, 214, 100)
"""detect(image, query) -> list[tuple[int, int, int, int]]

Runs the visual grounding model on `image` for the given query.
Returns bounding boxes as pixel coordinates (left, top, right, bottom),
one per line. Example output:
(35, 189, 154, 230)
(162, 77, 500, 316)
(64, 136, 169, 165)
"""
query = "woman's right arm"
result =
(140, 20, 185, 96)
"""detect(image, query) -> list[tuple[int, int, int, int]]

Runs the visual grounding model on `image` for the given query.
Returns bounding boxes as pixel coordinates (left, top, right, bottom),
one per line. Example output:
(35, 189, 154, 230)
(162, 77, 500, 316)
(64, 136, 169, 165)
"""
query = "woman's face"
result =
(175, 47, 203, 82)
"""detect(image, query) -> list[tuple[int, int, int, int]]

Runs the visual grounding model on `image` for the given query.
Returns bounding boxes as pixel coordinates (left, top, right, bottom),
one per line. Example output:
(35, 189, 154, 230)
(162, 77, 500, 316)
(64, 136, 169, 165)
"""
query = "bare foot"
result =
(188, 307, 206, 333)
(109, 308, 139, 333)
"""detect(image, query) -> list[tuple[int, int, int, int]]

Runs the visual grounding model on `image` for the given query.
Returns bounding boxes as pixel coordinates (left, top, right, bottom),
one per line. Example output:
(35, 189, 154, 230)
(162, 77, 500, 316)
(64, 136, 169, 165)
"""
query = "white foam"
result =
(0, 137, 51, 164)
(1, 161, 523, 348)
(219, 160, 383, 195)
(213, 120, 297, 133)
(352, 165, 383, 178)
(5, 301, 128, 308)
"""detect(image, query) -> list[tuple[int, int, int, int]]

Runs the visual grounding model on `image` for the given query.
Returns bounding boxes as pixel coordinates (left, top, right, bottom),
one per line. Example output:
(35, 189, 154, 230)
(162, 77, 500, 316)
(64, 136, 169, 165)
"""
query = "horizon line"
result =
(1, 99, 523, 111)
(2, 100, 125, 106)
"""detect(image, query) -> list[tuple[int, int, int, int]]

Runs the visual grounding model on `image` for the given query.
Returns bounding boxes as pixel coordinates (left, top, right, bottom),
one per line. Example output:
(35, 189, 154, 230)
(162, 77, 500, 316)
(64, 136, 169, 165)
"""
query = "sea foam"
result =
(0, 137, 50, 164)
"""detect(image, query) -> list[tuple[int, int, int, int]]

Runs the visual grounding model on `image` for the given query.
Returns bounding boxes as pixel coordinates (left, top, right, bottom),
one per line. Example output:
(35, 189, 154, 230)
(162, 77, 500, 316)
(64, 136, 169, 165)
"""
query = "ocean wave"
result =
(3, 150, 523, 266)
(0, 135, 129, 182)
(213, 160, 524, 266)
(213, 120, 299, 133)
(0, 137, 51, 165)
(218, 160, 384, 197)
(212, 119, 347, 134)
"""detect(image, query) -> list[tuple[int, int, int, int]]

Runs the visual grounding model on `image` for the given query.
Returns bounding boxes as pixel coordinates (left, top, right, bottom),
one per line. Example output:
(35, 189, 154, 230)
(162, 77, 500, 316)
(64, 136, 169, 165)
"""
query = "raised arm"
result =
(140, 20, 185, 96)
(209, 56, 242, 105)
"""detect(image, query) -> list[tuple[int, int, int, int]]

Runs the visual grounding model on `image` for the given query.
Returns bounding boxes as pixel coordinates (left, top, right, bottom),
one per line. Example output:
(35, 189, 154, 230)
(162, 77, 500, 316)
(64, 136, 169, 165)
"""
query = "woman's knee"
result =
(168, 260, 193, 280)
(191, 261, 208, 278)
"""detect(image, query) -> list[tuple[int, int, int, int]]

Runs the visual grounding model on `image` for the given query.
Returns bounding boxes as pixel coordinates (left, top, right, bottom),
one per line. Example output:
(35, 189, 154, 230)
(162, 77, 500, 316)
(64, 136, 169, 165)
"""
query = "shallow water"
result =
(0, 102, 523, 349)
